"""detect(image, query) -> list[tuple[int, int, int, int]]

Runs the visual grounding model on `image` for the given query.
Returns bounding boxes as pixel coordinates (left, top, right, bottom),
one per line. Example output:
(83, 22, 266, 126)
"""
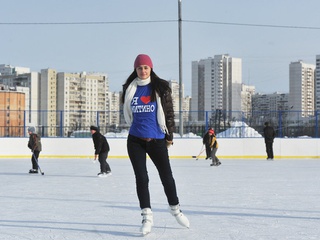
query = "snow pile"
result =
(217, 121, 262, 138)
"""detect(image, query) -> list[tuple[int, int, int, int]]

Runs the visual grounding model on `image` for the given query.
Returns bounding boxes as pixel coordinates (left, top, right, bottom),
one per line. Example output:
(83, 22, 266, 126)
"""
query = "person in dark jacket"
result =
(90, 125, 111, 177)
(122, 54, 189, 235)
(27, 126, 42, 174)
(203, 127, 213, 159)
(263, 122, 275, 160)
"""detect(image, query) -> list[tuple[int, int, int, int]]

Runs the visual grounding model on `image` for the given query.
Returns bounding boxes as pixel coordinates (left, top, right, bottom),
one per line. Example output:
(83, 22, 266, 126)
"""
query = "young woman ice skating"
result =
(122, 54, 190, 235)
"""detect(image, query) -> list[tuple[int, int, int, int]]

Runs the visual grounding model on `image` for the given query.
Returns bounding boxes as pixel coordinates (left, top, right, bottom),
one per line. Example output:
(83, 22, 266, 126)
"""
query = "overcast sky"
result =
(1, 0, 320, 96)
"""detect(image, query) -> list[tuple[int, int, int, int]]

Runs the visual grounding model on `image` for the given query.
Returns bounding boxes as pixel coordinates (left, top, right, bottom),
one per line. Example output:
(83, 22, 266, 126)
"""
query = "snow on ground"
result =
(0, 158, 319, 240)
(217, 121, 262, 138)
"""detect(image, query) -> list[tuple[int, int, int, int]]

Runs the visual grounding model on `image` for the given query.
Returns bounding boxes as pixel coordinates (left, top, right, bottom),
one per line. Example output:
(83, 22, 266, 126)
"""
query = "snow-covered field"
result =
(0, 158, 319, 240)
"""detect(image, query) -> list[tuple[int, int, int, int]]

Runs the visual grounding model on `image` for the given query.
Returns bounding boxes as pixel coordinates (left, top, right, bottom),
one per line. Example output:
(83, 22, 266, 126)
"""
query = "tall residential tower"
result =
(191, 54, 242, 122)
(289, 60, 315, 118)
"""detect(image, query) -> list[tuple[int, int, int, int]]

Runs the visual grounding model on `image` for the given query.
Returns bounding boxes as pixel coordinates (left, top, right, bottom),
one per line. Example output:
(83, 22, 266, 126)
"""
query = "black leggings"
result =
(127, 134, 179, 209)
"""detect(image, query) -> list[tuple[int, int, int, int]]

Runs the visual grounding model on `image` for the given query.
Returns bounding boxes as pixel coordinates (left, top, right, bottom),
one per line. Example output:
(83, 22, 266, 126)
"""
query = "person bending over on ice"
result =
(27, 127, 42, 174)
(90, 125, 112, 177)
(203, 127, 213, 159)
(209, 129, 221, 167)
(122, 54, 190, 235)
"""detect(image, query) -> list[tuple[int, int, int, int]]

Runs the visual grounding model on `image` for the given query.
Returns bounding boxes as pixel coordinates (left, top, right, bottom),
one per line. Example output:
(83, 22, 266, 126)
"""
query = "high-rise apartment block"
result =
(168, 80, 190, 123)
(40, 69, 57, 136)
(56, 71, 110, 136)
(0, 65, 40, 128)
(108, 92, 120, 126)
(252, 92, 289, 124)
(241, 84, 255, 119)
(1, 64, 111, 137)
(191, 54, 242, 122)
(315, 55, 320, 111)
(289, 60, 315, 117)
(252, 92, 289, 112)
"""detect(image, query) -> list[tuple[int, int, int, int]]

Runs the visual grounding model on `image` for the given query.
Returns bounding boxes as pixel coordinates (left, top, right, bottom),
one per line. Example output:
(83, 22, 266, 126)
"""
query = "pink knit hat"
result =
(134, 54, 153, 69)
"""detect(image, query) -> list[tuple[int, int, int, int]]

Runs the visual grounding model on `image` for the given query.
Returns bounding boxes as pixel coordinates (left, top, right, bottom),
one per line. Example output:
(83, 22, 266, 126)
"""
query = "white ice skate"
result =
(97, 171, 112, 177)
(169, 204, 190, 228)
(140, 208, 153, 235)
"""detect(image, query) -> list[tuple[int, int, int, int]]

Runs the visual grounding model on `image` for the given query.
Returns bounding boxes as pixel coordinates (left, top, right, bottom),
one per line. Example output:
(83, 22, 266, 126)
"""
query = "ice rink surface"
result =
(0, 157, 319, 240)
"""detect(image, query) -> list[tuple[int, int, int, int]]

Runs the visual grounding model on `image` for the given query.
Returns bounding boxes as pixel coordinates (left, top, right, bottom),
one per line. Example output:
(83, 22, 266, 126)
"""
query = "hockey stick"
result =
(192, 145, 205, 160)
(195, 148, 206, 160)
(32, 151, 44, 175)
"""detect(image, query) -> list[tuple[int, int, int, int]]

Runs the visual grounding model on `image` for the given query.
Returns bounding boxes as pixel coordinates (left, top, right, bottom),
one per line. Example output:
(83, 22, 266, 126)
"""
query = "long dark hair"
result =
(121, 69, 170, 104)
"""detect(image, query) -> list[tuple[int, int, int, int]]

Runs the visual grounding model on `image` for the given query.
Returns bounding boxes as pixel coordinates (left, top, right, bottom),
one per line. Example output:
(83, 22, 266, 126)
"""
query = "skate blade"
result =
(141, 229, 152, 236)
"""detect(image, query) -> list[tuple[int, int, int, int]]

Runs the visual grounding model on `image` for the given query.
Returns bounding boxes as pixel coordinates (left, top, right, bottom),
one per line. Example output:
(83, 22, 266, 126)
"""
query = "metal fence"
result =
(1, 109, 320, 138)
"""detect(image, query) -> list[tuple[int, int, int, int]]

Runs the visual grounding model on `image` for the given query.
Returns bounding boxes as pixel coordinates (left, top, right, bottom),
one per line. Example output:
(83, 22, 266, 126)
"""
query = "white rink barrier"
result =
(1, 137, 319, 159)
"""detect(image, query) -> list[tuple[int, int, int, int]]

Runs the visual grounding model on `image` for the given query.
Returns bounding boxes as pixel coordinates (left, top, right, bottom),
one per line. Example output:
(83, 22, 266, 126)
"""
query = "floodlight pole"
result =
(178, 0, 183, 136)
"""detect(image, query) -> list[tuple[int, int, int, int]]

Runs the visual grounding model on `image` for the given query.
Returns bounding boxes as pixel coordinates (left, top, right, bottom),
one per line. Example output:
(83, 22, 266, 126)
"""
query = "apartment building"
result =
(0, 64, 30, 75)
(57, 71, 109, 136)
(241, 84, 255, 119)
(315, 55, 320, 111)
(289, 60, 315, 118)
(109, 92, 120, 126)
(0, 89, 25, 137)
(252, 92, 289, 124)
(191, 54, 242, 122)
(252, 92, 289, 111)
(40, 69, 57, 136)
(168, 80, 190, 123)
(0, 65, 39, 128)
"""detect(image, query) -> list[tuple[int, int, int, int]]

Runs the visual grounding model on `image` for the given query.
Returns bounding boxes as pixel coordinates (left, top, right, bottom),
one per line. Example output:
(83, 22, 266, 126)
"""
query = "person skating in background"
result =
(263, 122, 275, 160)
(203, 127, 213, 159)
(122, 54, 189, 235)
(27, 127, 42, 174)
(208, 129, 221, 167)
(90, 125, 112, 177)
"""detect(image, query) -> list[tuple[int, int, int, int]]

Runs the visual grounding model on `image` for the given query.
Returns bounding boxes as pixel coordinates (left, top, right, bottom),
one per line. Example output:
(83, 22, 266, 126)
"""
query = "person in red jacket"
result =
(203, 127, 213, 159)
